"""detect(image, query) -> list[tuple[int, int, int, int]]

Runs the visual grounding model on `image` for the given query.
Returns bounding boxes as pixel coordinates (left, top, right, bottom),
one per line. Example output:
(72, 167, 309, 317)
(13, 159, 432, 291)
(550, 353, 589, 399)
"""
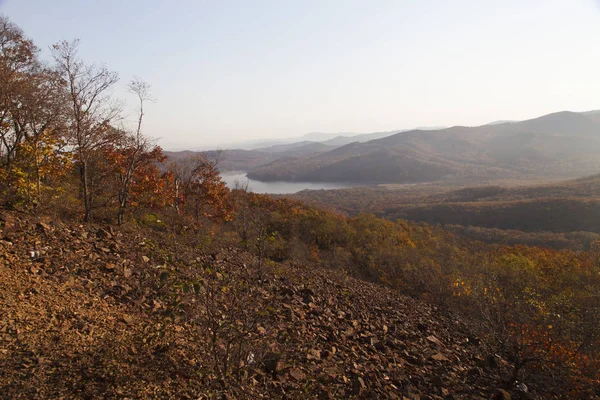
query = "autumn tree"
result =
(168, 152, 233, 225)
(106, 78, 167, 225)
(0, 16, 68, 207)
(51, 39, 121, 221)
(0, 15, 38, 173)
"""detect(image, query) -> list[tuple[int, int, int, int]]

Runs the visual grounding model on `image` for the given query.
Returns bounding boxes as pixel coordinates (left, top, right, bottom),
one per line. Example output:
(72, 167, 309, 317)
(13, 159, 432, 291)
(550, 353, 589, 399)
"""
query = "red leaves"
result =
(169, 155, 234, 225)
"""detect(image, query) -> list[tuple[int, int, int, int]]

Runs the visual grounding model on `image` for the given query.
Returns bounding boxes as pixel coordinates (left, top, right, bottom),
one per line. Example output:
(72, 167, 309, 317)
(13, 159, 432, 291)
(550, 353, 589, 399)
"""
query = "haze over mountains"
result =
(186, 110, 600, 184)
(164, 110, 600, 185)
(213, 126, 446, 151)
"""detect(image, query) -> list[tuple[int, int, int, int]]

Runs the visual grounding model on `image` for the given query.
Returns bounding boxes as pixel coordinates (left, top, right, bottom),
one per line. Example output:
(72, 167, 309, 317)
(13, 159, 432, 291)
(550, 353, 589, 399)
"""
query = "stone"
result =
(36, 222, 52, 234)
(289, 368, 306, 381)
(262, 351, 281, 374)
(492, 389, 511, 400)
(486, 354, 499, 369)
(96, 228, 112, 240)
(431, 352, 449, 362)
(427, 335, 443, 347)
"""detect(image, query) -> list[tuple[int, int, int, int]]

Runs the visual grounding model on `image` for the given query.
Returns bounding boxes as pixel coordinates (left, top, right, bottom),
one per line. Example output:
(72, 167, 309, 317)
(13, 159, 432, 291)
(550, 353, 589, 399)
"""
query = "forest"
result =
(1, 14, 600, 398)
(291, 174, 600, 251)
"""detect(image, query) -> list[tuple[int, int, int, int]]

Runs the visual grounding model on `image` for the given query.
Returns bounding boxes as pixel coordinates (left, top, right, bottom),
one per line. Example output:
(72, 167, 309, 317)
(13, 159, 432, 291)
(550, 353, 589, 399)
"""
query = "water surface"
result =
(220, 171, 357, 194)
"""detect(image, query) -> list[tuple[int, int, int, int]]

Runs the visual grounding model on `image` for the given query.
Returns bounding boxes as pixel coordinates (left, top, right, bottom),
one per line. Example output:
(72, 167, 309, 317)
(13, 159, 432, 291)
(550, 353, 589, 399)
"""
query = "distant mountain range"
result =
(245, 110, 600, 183)
(212, 126, 447, 151)
(167, 110, 600, 184)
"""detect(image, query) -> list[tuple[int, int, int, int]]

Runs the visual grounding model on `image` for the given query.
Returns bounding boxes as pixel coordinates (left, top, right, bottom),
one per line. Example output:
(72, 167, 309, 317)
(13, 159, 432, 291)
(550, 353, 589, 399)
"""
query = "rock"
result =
(289, 368, 306, 381)
(427, 335, 443, 347)
(299, 288, 315, 304)
(142, 255, 150, 263)
(431, 352, 449, 362)
(36, 222, 52, 234)
(307, 348, 321, 360)
(492, 389, 511, 400)
(486, 354, 499, 369)
(123, 268, 132, 278)
(262, 351, 281, 374)
(514, 381, 528, 393)
(96, 228, 112, 240)
(514, 382, 530, 399)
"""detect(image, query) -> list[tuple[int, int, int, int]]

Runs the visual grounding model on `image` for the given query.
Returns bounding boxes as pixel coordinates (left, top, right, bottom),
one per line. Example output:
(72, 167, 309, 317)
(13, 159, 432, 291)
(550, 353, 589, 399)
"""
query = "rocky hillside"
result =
(1, 211, 533, 399)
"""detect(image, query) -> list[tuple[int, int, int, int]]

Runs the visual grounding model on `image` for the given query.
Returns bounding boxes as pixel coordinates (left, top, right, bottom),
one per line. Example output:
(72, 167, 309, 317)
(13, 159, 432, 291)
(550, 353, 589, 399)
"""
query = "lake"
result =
(220, 171, 357, 194)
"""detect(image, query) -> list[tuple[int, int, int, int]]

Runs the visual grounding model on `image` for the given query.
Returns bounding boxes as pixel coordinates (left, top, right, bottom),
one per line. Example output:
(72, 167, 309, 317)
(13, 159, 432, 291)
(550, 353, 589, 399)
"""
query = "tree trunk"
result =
(81, 160, 91, 222)
(34, 141, 41, 208)
(117, 189, 127, 225)
(117, 206, 124, 225)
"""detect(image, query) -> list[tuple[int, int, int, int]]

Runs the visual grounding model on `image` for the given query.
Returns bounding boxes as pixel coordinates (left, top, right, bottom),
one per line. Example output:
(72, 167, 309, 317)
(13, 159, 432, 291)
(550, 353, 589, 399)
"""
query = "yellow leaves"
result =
(1, 130, 72, 207)
(452, 279, 473, 297)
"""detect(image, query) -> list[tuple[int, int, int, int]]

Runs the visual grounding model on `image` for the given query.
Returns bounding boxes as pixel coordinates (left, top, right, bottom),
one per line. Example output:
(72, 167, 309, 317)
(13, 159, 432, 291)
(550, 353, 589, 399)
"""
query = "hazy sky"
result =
(2, 0, 600, 149)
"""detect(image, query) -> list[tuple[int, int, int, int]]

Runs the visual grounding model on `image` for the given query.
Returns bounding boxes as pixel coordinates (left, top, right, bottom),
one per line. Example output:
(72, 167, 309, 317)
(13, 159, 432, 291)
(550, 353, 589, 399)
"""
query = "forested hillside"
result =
(291, 173, 600, 250)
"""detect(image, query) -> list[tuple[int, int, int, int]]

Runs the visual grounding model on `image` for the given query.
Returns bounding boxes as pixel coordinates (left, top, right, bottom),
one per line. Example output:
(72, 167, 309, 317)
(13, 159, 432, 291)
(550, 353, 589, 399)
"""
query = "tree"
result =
(168, 152, 233, 225)
(0, 16, 68, 207)
(12, 68, 68, 206)
(0, 15, 38, 172)
(51, 39, 121, 221)
(111, 78, 163, 225)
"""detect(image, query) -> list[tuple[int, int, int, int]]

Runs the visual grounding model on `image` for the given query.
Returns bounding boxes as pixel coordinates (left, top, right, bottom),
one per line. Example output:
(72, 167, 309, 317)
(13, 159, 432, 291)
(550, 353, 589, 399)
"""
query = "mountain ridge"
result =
(248, 110, 600, 183)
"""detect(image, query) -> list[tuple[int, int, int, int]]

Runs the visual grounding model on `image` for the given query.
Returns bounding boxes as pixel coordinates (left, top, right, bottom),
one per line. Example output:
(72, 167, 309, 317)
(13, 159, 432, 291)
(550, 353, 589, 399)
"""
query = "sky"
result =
(1, 0, 600, 149)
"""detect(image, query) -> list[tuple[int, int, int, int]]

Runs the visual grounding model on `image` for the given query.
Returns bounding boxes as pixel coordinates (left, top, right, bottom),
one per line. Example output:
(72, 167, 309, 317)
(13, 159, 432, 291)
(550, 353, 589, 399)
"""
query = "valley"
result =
(290, 173, 600, 250)
(180, 110, 600, 186)
(174, 110, 600, 252)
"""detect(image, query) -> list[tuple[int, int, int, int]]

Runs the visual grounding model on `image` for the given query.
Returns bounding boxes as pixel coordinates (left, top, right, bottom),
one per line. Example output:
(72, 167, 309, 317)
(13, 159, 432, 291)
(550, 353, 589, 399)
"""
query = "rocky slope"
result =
(0, 211, 530, 399)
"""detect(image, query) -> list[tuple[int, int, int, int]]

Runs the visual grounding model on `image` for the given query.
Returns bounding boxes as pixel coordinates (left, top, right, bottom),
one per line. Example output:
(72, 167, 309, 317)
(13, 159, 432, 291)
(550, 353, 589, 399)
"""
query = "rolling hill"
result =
(248, 111, 600, 183)
(290, 172, 600, 249)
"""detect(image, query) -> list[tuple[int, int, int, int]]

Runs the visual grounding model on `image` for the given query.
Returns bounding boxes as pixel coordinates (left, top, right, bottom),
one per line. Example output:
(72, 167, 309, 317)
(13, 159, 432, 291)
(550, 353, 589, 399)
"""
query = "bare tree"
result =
(51, 39, 121, 221)
(115, 78, 157, 225)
